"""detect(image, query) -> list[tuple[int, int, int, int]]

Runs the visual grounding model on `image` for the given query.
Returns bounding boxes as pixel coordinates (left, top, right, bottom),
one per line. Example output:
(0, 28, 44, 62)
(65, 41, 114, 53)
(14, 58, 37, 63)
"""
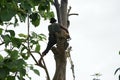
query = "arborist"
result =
(41, 17, 70, 57)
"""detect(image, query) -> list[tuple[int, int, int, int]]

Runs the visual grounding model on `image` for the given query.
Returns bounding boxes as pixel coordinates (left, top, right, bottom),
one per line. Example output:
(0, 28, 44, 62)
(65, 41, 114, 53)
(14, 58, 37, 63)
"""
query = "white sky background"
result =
(68, 0, 120, 80)
(1, 0, 120, 80)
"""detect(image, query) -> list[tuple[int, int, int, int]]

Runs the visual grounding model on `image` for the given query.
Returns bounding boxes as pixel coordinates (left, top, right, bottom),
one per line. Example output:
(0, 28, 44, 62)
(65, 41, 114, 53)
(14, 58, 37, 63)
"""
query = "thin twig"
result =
(26, 13, 39, 66)
(0, 42, 4, 45)
(68, 13, 79, 16)
(27, 13, 30, 49)
(31, 51, 50, 80)
(68, 6, 71, 14)
(26, 13, 39, 64)
(30, 51, 38, 64)
(21, 44, 39, 65)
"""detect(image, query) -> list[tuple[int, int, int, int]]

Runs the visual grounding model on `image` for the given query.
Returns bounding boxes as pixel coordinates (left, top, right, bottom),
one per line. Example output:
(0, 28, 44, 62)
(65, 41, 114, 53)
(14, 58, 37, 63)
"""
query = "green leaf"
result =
(7, 76, 15, 80)
(18, 33, 27, 38)
(35, 44, 40, 53)
(6, 30, 15, 37)
(0, 3, 16, 21)
(17, 12, 27, 22)
(20, 69, 26, 76)
(1, 35, 11, 47)
(6, 59, 26, 72)
(38, 3, 47, 11)
(38, 34, 46, 41)
(33, 69, 40, 76)
(48, 11, 54, 18)
(31, 32, 37, 38)
(20, 0, 32, 13)
(14, 16, 18, 27)
(11, 37, 22, 48)
(0, 9, 12, 21)
(30, 65, 33, 70)
(39, 11, 54, 20)
(38, 0, 50, 12)
(0, 28, 3, 35)
(30, 13, 40, 27)
(31, 40, 38, 44)
(0, 68, 9, 79)
(11, 50, 19, 60)
(5, 49, 19, 60)
(16, 59, 26, 66)
(21, 53, 29, 60)
(0, 54, 3, 62)
(0, 19, 3, 25)
(45, 11, 54, 19)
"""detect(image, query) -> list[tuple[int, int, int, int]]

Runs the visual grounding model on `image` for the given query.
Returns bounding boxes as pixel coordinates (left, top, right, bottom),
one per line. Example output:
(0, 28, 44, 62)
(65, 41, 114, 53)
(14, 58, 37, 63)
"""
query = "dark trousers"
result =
(43, 35, 57, 55)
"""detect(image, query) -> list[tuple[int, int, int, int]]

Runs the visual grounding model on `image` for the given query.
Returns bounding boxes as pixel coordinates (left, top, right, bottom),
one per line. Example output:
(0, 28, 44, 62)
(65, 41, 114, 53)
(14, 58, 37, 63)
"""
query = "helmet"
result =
(50, 18, 56, 23)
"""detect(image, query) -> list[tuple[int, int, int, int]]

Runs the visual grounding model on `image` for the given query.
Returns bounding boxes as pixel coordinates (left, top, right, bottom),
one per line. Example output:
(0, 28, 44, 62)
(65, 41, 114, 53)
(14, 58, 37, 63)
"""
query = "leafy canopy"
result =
(0, 0, 54, 26)
(0, 0, 54, 80)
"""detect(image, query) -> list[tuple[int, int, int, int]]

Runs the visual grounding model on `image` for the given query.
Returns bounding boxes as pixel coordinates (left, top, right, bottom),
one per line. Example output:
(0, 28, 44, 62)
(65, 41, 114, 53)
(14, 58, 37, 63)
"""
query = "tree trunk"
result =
(60, 0, 68, 27)
(52, 38, 67, 80)
(52, 0, 68, 80)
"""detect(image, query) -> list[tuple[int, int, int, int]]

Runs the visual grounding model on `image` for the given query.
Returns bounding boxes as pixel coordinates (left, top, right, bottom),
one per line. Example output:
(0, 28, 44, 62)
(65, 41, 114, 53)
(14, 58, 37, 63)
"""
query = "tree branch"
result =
(36, 51, 51, 80)
(0, 42, 4, 45)
(67, 6, 79, 29)
(68, 6, 71, 14)
(67, 6, 79, 17)
(27, 14, 30, 49)
(21, 44, 39, 65)
(27, 50, 50, 80)
(68, 13, 79, 16)
(54, 0, 62, 23)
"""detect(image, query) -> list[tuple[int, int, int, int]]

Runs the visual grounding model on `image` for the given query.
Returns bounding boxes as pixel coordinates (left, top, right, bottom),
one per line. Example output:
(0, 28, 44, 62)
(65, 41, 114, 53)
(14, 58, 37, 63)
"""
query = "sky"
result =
(1, 0, 120, 80)
(67, 0, 120, 80)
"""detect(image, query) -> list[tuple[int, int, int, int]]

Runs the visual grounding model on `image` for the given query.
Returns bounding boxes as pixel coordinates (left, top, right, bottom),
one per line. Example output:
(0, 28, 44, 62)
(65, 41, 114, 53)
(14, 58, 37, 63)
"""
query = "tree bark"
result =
(54, 0, 62, 24)
(52, 0, 68, 80)
(52, 37, 67, 80)
(60, 0, 68, 27)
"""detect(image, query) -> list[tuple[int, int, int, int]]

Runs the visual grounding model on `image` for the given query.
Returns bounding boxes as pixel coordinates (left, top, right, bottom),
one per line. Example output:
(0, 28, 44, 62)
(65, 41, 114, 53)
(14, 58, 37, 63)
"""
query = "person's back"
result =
(48, 23, 61, 35)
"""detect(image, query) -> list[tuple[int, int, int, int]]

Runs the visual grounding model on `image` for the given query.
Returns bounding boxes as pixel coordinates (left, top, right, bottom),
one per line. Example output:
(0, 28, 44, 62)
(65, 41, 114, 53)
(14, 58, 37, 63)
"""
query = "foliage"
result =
(0, 0, 53, 80)
(0, 0, 54, 26)
(0, 27, 46, 80)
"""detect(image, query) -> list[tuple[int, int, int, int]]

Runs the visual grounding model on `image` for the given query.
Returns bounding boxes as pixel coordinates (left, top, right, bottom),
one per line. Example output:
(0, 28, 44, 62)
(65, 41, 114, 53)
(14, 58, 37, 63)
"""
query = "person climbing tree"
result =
(41, 17, 70, 57)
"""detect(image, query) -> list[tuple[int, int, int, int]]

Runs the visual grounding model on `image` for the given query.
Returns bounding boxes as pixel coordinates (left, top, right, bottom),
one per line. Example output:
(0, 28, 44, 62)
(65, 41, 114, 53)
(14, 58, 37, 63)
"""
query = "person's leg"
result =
(42, 36, 57, 55)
